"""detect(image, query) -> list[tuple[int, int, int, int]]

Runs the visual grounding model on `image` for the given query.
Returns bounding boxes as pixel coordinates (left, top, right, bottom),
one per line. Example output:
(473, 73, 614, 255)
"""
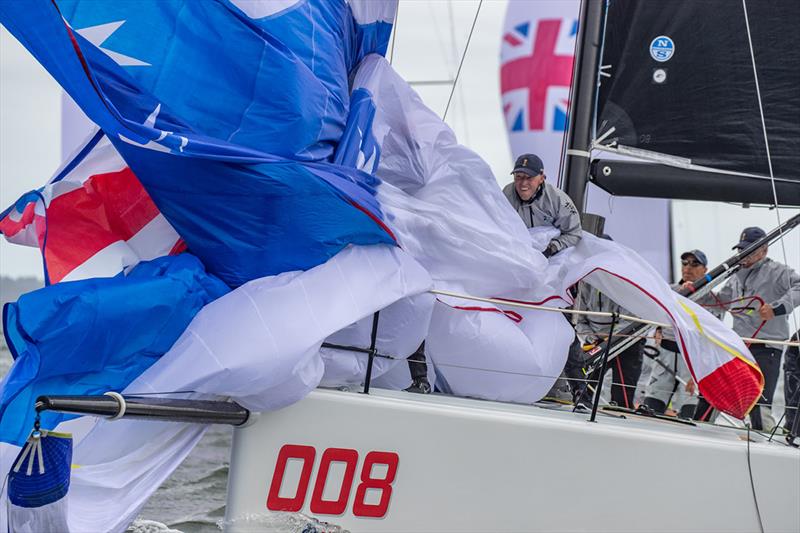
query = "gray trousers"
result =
(644, 346, 697, 412)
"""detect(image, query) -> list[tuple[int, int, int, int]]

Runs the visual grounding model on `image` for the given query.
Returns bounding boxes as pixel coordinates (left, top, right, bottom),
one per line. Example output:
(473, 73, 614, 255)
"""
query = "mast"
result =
(561, 0, 605, 213)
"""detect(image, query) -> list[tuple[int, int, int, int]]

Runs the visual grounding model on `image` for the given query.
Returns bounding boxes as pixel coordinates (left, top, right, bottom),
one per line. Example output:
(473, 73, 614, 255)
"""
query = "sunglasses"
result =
(681, 260, 702, 267)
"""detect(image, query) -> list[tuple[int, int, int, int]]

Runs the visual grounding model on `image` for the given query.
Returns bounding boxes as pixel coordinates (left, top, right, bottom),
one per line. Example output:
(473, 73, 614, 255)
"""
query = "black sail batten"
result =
(590, 160, 800, 206)
(594, 0, 800, 206)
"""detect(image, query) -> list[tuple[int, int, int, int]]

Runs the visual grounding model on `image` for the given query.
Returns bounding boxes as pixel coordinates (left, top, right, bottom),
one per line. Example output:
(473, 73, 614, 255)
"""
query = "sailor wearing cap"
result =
(502, 154, 582, 258)
(716, 227, 800, 430)
(642, 250, 720, 417)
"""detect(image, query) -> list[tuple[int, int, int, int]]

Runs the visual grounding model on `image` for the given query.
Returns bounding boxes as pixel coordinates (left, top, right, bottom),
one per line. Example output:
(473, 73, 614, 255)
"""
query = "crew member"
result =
(715, 227, 800, 430)
(574, 245, 644, 409)
(642, 250, 719, 417)
(502, 153, 582, 257)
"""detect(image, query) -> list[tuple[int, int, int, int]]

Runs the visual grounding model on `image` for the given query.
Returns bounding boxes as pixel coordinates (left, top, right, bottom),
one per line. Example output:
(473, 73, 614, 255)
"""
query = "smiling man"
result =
(502, 153, 582, 258)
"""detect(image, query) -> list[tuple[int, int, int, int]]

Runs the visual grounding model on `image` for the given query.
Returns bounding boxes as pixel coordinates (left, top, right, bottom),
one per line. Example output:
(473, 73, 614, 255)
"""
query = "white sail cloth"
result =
(1, 243, 433, 533)
(0, 54, 761, 533)
(355, 54, 760, 410)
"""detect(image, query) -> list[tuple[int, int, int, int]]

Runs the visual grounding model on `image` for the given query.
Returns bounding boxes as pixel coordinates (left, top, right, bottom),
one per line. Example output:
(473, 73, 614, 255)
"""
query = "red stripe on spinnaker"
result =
(0, 201, 38, 238)
(453, 306, 523, 323)
(348, 200, 397, 242)
(169, 239, 188, 255)
(698, 358, 764, 418)
(44, 167, 160, 282)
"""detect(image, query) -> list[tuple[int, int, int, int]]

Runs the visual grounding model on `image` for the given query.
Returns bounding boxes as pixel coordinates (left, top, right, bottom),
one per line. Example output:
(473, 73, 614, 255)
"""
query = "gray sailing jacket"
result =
(502, 181, 582, 253)
(575, 282, 633, 337)
(716, 258, 800, 348)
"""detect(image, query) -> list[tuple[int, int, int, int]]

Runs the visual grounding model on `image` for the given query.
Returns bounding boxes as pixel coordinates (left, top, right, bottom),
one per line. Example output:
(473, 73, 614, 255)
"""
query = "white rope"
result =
(429, 288, 800, 347)
(742, 0, 799, 338)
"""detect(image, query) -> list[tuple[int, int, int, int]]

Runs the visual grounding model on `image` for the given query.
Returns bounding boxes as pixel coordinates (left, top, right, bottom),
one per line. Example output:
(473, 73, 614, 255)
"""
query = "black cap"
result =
(511, 154, 544, 177)
(680, 249, 708, 266)
(733, 227, 766, 250)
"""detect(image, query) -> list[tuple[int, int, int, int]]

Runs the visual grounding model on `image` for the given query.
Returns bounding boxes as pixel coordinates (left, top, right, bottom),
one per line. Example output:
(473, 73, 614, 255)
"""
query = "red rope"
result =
(701, 295, 768, 347)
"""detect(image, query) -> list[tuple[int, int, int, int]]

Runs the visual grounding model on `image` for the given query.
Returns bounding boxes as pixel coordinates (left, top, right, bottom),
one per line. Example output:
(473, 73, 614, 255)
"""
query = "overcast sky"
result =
(1, 0, 797, 303)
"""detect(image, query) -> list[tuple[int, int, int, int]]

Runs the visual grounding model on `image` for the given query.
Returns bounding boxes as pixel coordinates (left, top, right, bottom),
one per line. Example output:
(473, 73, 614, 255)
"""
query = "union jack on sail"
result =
(0, 132, 182, 284)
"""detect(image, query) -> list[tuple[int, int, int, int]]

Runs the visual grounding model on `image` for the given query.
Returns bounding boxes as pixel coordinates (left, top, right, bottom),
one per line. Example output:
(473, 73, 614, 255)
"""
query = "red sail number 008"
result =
(266, 444, 399, 518)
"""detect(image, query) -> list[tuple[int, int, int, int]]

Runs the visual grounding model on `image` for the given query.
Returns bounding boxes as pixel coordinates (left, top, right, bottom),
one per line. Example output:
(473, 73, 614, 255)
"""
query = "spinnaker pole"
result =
(685, 213, 800, 297)
(583, 213, 800, 367)
(35, 394, 250, 426)
(561, 0, 606, 214)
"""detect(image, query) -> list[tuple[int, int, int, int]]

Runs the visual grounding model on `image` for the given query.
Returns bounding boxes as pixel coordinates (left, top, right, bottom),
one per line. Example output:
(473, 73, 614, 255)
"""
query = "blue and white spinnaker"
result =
(0, 1, 762, 531)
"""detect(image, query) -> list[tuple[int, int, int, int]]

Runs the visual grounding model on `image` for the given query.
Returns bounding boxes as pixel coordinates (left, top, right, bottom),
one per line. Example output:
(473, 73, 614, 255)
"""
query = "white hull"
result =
(225, 388, 800, 532)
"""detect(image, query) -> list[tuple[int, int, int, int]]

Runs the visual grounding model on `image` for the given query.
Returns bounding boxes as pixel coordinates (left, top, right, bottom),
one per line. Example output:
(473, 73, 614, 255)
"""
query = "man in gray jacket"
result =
(502, 154, 582, 257)
(642, 249, 720, 417)
(716, 227, 800, 429)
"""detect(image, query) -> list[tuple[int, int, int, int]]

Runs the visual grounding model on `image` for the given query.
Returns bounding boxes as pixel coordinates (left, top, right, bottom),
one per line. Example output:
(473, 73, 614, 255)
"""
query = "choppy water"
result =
(1, 346, 225, 531)
(136, 425, 232, 532)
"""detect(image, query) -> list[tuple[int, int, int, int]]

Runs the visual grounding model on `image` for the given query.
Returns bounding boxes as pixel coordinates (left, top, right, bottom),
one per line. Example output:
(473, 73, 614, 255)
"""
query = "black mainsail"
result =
(583, 0, 800, 206)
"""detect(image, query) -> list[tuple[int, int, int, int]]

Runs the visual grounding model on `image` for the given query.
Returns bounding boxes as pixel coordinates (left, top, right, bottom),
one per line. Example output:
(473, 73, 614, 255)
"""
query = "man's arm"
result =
(711, 281, 734, 319)
(574, 283, 593, 336)
(547, 194, 582, 255)
(769, 265, 800, 316)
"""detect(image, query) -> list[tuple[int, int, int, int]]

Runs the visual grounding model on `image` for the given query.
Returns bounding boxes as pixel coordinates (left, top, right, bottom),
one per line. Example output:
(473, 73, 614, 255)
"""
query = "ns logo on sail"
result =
(650, 35, 675, 62)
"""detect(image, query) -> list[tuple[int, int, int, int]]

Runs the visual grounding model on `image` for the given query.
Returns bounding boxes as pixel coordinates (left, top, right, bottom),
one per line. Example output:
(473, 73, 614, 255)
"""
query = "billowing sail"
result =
(0, 1, 768, 531)
(593, 0, 800, 206)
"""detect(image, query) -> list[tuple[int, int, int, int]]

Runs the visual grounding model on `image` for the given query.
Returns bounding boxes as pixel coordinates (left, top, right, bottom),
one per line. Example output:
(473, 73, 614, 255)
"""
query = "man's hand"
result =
(680, 281, 695, 292)
(685, 378, 697, 395)
(759, 303, 776, 321)
(582, 335, 601, 350)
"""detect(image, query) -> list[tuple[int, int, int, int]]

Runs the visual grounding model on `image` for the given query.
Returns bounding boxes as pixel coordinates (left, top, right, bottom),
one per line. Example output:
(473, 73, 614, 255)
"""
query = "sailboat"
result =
(221, 1, 800, 530)
(1, 0, 799, 532)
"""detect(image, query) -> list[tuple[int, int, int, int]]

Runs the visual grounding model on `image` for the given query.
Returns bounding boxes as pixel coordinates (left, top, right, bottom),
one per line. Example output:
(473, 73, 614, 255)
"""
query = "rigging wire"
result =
(447, 0, 471, 146)
(442, 0, 483, 121)
(742, 0, 799, 339)
(427, 1, 453, 76)
(388, 2, 399, 65)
